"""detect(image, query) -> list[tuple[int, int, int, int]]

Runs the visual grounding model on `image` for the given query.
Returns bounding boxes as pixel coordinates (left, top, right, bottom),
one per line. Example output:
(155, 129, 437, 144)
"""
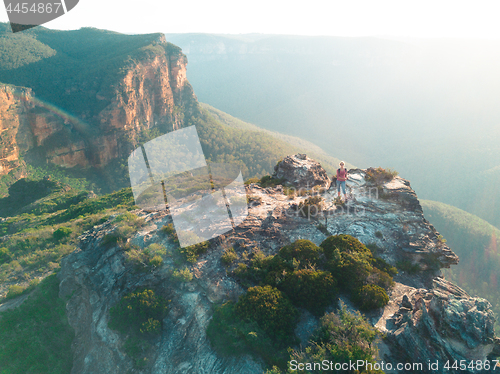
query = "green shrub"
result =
(259, 175, 285, 188)
(261, 255, 294, 287)
(114, 212, 145, 230)
(102, 232, 122, 246)
(160, 223, 177, 240)
(53, 188, 135, 223)
(278, 269, 337, 316)
(235, 285, 298, 342)
(221, 247, 238, 265)
(171, 267, 193, 282)
(53, 227, 72, 240)
(321, 235, 372, 259)
(321, 235, 372, 290)
(123, 337, 151, 368)
(289, 303, 381, 373)
(6, 284, 25, 299)
(367, 267, 395, 290)
(320, 235, 395, 304)
(317, 223, 329, 235)
(233, 256, 273, 289)
(0, 247, 12, 264)
(125, 244, 166, 272)
(365, 167, 398, 184)
(139, 318, 161, 334)
(370, 257, 398, 277)
(109, 288, 168, 336)
(102, 215, 145, 247)
(102, 226, 134, 247)
(108, 289, 167, 367)
(148, 255, 163, 268)
(178, 240, 209, 263)
(144, 243, 167, 257)
(396, 260, 421, 274)
(375, 231, 383, 238)
(244, 177, 260, 185)
(278, 239, 321, 267)
(206, 302, 288, 368)
(114, 212, 138, 223)
(353, 284, 389, 311)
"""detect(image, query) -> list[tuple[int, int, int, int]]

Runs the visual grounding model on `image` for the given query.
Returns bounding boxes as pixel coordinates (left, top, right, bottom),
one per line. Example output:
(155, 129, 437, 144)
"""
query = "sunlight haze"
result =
(1, 0, 500, 38)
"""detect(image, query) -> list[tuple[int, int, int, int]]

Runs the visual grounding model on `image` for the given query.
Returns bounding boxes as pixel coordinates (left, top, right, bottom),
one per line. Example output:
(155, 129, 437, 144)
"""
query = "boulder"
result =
(272, 154, 330, 191)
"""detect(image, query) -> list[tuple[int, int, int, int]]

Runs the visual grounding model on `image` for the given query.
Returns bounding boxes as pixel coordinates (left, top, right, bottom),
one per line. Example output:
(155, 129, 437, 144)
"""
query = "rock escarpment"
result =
(0, 35, 197, 173)
(58, 156, 499, 373)
(0, 85, 33, 175)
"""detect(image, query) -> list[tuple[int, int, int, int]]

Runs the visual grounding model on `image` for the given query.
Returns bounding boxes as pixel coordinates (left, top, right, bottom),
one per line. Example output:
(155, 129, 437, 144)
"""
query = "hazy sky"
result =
(1, 0, 500, 38)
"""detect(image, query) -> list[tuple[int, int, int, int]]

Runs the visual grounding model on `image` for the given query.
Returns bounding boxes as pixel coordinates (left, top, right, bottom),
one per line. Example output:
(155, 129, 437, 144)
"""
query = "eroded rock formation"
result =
(273, 153, 330, 190)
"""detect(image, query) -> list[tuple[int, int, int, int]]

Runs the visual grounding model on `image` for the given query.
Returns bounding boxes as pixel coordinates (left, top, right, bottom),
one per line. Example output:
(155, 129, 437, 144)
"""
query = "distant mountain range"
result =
(165, 33, 500, 229)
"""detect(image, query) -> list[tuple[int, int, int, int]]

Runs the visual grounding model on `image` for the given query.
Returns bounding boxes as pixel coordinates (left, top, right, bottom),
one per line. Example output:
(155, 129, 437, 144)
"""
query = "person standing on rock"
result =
(336, 161, 348, 201)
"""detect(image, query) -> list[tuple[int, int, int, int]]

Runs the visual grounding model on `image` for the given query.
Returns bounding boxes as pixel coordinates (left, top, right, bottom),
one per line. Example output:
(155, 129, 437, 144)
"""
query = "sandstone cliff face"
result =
(0, 85, 32, 175)
(58, 156, 499, 374)
(0, 37, 196, 174)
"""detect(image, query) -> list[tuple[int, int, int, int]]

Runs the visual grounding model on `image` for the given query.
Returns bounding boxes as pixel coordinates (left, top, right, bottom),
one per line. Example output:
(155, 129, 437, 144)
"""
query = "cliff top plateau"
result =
(58, 155, 500, 374)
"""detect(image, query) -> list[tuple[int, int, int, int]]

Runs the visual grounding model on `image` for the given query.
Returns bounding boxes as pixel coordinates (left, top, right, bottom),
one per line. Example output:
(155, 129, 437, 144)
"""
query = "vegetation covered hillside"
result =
(422, 200, 500, 329)
(0, 178, 142, 372)
(0, 178, 138, 297)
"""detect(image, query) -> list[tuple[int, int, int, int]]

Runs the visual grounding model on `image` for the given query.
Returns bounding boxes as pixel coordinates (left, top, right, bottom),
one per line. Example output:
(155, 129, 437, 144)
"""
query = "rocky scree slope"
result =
(58, 155, 499, 373)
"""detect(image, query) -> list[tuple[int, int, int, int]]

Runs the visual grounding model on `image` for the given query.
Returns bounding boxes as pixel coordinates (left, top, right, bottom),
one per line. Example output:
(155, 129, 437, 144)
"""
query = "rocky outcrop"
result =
(378, 278, 499, 373)
(272, 153, 330, 190)
(58, 159, 498, 373)
(0, 36, 197, 174)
